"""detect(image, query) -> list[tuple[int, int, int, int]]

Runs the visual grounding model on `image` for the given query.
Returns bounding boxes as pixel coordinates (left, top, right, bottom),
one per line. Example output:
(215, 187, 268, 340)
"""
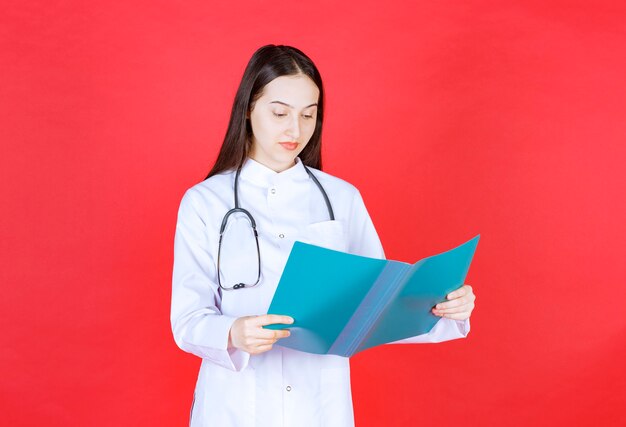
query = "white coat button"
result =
(279, 233, 285, 239)
(270, 188, 276, 194)
(286, 386, 292, 392)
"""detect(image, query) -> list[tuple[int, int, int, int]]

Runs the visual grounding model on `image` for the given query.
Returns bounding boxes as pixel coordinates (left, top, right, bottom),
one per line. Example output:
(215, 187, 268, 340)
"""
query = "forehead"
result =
(258, 74, 320, 105)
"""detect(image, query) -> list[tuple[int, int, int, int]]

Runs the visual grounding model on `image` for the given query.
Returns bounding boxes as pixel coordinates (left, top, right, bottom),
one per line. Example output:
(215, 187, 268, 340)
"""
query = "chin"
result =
(272, 155, 299, 170)
(275, 151, 300, 162)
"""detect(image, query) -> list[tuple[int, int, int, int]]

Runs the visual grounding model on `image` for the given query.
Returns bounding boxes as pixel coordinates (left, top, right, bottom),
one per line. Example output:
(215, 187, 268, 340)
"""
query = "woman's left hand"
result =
(431, 284, 475, 321)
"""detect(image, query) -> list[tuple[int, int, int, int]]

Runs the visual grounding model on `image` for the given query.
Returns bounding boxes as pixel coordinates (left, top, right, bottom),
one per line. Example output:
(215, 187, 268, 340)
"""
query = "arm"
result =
(170, 189, 250, 371)
(346, 189, 386, 259)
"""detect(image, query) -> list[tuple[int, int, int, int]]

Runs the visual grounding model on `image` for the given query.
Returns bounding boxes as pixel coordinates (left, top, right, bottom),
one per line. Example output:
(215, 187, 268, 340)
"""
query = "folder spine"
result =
(329, 261, 411, 356)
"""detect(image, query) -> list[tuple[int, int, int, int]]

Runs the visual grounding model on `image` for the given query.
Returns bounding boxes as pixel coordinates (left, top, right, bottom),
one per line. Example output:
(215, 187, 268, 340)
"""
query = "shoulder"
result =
(305, 166, 375, 222)
(305, 166, 361, 201)
(177, 170, 235, 213)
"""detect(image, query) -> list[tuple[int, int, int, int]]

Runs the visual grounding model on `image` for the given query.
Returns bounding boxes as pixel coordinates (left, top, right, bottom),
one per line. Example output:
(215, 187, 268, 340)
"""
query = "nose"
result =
(285, 115, 301, 140)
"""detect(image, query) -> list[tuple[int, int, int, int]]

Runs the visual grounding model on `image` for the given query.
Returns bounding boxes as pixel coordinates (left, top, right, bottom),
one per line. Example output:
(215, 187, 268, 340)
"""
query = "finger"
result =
(243, 334, 282, 348)
(251, 337, 281, 346)
(447, 284, 472, 300)
(440, 311, 470, 321)
(256, 328, 291, 340)
(256, 314, 295, 326)
(249, 343, 274, 354)
(258, 343, 274, 351)
(433, 303, 473, 315)
(435, 297, 468, 310)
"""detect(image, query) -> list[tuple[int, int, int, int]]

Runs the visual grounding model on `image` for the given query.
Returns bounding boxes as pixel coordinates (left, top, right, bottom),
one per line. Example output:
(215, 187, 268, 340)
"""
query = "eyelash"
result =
(273, 112, 314, 119)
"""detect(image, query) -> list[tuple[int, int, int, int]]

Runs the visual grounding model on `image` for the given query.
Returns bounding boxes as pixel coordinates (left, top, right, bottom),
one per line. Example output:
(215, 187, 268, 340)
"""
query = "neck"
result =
(248, 156, 297, 173)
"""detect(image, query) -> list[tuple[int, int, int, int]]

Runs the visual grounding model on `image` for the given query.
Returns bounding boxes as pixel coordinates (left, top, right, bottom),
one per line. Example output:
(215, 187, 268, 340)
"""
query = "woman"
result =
(171, 44, 476, 427)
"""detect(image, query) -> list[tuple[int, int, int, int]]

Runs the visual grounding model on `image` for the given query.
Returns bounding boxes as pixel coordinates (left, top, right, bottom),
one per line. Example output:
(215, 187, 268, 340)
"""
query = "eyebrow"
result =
(269, 101, 318, 109)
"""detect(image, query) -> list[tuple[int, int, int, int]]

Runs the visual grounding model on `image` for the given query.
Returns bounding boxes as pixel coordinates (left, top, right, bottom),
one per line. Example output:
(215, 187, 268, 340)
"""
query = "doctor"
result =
(171, 44, 476, 427)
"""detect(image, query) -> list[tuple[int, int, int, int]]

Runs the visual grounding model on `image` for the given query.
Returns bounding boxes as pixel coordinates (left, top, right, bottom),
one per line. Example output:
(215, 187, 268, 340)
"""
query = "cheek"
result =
(304, 121, 317, 139)
(253, 118, 280, 140)
(250, 120, 268, 142)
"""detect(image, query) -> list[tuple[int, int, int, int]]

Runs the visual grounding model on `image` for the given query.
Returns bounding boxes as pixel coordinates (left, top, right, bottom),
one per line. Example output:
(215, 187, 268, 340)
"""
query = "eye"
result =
(272, 112, 287, 117)
(303, 114, 314, 119)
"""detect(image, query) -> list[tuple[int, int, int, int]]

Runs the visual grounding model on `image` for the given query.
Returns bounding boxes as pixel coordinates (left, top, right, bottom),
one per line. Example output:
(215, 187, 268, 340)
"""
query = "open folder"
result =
(265, 235, 480, 357)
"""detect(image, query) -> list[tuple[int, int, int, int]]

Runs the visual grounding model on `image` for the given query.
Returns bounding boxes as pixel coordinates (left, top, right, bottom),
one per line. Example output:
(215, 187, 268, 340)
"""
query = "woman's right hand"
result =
(228, 314, 294, 355)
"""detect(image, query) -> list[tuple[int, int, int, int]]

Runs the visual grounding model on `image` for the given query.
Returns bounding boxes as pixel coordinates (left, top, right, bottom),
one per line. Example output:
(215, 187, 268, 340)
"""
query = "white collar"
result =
(239, 156, 310, 187)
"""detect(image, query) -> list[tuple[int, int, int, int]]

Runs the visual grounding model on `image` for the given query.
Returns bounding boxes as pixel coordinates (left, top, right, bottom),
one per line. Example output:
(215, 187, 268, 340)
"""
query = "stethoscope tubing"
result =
(216, 162, 334, 291)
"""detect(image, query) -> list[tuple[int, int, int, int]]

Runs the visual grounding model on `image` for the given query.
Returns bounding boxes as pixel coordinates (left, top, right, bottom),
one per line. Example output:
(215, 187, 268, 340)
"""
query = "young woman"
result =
(171, 44, 476, 427)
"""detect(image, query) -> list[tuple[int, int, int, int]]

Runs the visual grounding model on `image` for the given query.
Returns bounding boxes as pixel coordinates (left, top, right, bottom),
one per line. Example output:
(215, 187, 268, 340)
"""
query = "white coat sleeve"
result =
(347, 189, 471, 344)
(390, 318, 470, 344)
(170, 189, 250, 371)
(346, 189, 386, 259)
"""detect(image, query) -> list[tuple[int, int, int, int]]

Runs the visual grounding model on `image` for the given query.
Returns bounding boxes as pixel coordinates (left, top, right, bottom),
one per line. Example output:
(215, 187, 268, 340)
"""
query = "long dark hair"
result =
(205, 45, 325, 179)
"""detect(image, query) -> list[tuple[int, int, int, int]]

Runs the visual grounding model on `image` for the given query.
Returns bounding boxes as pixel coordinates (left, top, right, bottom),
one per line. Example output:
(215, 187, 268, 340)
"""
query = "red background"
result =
(2, 1, 625, 425)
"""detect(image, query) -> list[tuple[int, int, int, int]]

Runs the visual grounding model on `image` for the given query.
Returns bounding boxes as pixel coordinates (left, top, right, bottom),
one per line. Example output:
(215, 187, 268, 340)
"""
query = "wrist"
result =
(227, 328, 234, 349)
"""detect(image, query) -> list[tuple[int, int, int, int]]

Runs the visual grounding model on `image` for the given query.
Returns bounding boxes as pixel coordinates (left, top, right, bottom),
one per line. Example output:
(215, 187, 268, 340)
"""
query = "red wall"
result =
(1, 1, 625, 425)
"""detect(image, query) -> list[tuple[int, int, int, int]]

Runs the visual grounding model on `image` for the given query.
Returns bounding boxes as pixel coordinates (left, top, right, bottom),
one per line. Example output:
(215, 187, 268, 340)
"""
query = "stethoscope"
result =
(217, 162, 335, 291)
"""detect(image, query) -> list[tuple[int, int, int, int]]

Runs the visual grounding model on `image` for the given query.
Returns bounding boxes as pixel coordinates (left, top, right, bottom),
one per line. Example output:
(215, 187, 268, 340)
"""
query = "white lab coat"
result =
(171, 157, 470, 427)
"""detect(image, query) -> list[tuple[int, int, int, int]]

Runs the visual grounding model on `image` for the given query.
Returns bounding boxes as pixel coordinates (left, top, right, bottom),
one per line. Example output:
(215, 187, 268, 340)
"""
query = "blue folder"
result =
(265, 235, 480, 356)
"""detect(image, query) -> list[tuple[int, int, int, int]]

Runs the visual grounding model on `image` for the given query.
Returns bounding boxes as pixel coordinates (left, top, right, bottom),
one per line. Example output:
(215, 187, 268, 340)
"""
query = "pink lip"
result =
(279, 142, 299, 151)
